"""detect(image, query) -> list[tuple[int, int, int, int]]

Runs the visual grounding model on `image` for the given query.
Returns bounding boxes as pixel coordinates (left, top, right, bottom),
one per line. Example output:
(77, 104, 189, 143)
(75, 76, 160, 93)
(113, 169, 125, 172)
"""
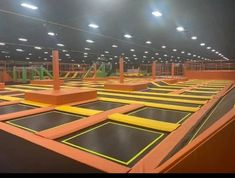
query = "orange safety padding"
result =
(155, 109, 235, 173)
(0, 106, 55, 122)
(184, 70, 235, 80)
(0, 100, 20, 107)
(37, 104, 144, 139)
(0, 123, 130, 173)
(0, 83, 5, 89)
(129, 84, 233, 173)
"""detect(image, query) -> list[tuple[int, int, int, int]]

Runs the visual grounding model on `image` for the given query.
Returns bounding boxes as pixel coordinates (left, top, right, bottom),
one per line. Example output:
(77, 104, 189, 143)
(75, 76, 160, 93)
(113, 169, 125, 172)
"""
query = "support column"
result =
(171, 63, 175, 79)
(119, 57, 124, 83)
(93, 63, 97, 81)
(52, 50, 60, 91)
(152, 61, 156, 80)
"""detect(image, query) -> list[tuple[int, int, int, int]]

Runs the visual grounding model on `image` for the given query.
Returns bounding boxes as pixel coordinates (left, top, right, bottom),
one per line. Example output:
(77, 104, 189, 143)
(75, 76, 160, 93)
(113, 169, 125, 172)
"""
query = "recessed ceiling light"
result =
(215, 51, 219, 54)
(48, 32, 55, 36)
(181, 51, 185, 54)
(84, 48, 90, 50)
(101, 54, 104, 57)
(155, 53, 159, 55)
(207, 47, 211, 50)
(57, 43, 64, 47)
(134, 58, 138, 60)
(84, 56, 88, 58)
(26, 57, 30, 60)
(176, 26, 185, 32)
(16, 49, 24, 52)
(133, 54, 136, 57)
(84, 53, 88, 55)
(86, 39, 94, 43)
(88, 23, 99, 29)
(144, 51, 149, 54)
(161, 46, 166, 49)
(114, 56, 118, 58)
(62, 50, 68, 52)
(18, 38, 28, 42)
(191, 36, 197, 40)
(44, 52, 48, 54)
(152, 11, 162, 17)
(187, 53, 191, 56)
(65, 54, 70, 56)
(112, 45, 118, 48)
(173, 49, 177, 52)
(146, 41, 152, 44)
(130, 49, 135, 52)
(193, 54, 196, 57)
(212, 49, 215, 52)
(34, 46, 42, 50)
(200, 43, 206, 46)
(28, 53, 32, 55)
(143, 56, 147, 58)
(0, 42, 5, 46)
(164, 54, 168, 57)
(124, 34, 132, 39)
(105, 51, 109, 54)
(21, 3, 38, 10)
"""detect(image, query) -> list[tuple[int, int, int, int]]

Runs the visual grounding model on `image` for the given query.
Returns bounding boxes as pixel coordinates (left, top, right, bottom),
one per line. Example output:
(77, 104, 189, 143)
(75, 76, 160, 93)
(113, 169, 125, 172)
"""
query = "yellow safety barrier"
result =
(55, 105, 102, 116)
(5, 87, 32, 92)
(108, 113, 180, 132)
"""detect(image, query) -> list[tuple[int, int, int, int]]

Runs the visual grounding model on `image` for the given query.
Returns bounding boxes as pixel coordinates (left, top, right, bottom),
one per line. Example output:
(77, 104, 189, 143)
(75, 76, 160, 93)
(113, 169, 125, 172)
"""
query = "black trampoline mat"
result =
(147, 89, 171, 93)
(77, 101, 125, 111)
(0, 91, 24, 95)
(130, 107, 191, 124)
(0, 130, 102, 173)
(98, 94, 201, 107)
(7, 111, 84, 132)
(14, 95, 25, 98)
(0, 104, 34, 115)
(61, 121, 164, 166)
(182, 92, 215, 96)
(193, 88, 220, 92)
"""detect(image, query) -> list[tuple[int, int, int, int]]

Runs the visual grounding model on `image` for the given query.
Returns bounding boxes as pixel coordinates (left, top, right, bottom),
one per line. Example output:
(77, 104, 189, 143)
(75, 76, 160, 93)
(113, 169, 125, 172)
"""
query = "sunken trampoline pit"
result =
(7, 111, 84, 132)
(76, 101, 125, 110)
(59, 121, 165, 166)
(129, 107, 191, 124)
(0, 104, 35, 115)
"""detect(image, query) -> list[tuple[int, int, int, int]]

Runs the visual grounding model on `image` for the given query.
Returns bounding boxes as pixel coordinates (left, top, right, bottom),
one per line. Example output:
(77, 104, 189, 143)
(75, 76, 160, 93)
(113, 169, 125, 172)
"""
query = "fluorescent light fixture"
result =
(34, 46, 42, 50)
(191, 36, 197, 40)
(144, 51, 149, 54)
(26, 57, 30, 60)
(105, 51, 109, 54)
(21, 3, 38, 10)
(16, 49, 24, 52)
(200, 43, 206, 46)
(62, 50, 68, 52)
(88, 23, 99, 29)
(18, 38, 28, 42)
(187, 53, 191, 56)
(161, 45, 166, 49)
(112, 45, 118, 48)
(44, 52, 48, 54)
(28, 53, 32, 55)
(124, 34, 132, 39)
(176, 26, 185, 32)
(173, 49, 177, 52)
(212, 49, 215, 52)
(0, 42, 5, 46)
(65, 54, 70, 56)
(114, 56, 118, 58)
(48, 32, 55, 36)
(86, 39, 94, 43)
(152, 11, 162, 17)
(133, 54, 136, 57)
(181, 51, 185, 54)
(85, 48, 90, 50)
(130, 49, 135, 52)
(146, 41, 152, 44)
(143, 56, 147, 58)
(164, 54, 168, 57)
(84, 53, 88, 55)
(207, 47, 211, 50)
(155, 53, 159, 55)
(57, 43, 64, 47)
(216, 51, 219, 54)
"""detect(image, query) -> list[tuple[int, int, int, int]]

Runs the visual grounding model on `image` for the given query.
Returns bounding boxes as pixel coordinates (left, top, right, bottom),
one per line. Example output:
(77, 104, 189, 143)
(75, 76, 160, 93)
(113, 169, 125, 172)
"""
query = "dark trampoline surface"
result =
(130, 107, 191, 123)
(77, 101, 125, 111)
(8, 86, 45, 90)
(182, 92, 215, 96)
(0, 104, 34, 115)
(147, 89, 171, 93)
(156, 81, 168, 86)
(60, 121, 165, 166)
(98, 94, 201, 107)
(0, 130, 102, 173)
(0, 91, 23, 95)
(8, 111, 84, 132)
(14, 95, 25, 98)
(193, 88, 220, 92)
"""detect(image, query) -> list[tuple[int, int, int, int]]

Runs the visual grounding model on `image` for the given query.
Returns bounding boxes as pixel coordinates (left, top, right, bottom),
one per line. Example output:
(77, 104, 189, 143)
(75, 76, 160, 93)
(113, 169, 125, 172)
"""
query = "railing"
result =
(185, 62, 235, 71)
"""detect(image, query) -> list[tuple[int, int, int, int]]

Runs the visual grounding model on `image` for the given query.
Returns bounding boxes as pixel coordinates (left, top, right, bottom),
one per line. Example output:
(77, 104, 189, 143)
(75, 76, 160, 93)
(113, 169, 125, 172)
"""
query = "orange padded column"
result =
(119, 57, 124, 83)
(152, 61, 156, 80)
(52, 50, 60, 91)
(171, 63, 175, 79)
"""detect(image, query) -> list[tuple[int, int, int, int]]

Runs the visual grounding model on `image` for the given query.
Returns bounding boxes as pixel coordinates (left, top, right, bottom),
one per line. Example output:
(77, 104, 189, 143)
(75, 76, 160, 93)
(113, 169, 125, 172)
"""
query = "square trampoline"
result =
(129, 107, 191, 124)
(7, 111, 85, 132)
(60, 121, 164, 166)
(0, 104, 35, 115)
(76, 101, 125, 111)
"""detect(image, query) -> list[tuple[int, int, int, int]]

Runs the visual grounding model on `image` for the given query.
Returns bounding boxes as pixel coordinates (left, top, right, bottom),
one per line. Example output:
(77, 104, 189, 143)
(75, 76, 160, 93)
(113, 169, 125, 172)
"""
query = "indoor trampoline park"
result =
(0, 0, 234, 173)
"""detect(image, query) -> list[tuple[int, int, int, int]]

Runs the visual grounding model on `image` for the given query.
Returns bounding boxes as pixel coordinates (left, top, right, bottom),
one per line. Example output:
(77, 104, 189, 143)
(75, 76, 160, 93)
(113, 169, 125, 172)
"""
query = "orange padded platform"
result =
(0, 83, 5, 89)
(30, 79, 64, 85)
(104, 82, 149, 91)
(25, 88, 97, 105)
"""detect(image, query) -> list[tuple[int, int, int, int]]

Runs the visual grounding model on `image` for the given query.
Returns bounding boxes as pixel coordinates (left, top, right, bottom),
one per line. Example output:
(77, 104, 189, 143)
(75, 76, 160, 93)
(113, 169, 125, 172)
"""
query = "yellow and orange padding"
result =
(129, 82, 234, 173)
(108, 113, 180, 132)
(98, 97, 200, 112)
(37, 104, 144, 139)
(98, 91, 207, 105)
(0, 122, 130, 173)
(154, 106, 235, 173)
